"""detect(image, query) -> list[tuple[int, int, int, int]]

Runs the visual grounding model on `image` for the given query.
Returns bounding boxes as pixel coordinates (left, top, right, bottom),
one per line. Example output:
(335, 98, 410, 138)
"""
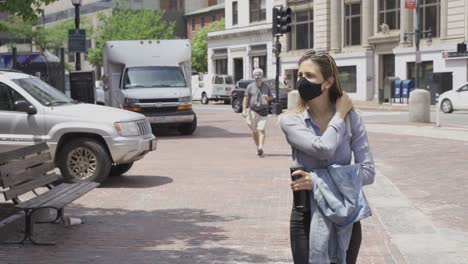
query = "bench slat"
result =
(0, 143, 48, 164)
(17, 182, 99, 210)
(0, 152, 51, 177)
(16, 183, 74, 209)
(1, 162, 56, 188)
(40, 182, 99, 209)
(3, 173, 60, 201)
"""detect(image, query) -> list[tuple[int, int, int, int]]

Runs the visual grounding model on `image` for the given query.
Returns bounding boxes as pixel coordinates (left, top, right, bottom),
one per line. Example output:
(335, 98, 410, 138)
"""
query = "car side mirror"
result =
(199, 82, 204, 88)
(14, 101, 37, 115)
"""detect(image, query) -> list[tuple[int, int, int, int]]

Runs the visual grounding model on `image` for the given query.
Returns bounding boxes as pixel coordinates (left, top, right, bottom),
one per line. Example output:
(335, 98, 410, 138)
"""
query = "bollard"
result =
(287, 90, 299, 110)
(435, 93, 440, 127)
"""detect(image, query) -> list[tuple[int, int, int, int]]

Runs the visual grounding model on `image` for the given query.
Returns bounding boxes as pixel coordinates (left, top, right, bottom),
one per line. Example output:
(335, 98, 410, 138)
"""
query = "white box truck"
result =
(102, 40, 196, 135)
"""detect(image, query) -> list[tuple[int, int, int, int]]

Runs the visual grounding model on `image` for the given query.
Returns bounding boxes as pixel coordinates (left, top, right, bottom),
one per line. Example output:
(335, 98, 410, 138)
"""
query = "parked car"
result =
(0, 69, 157, 183)
(439, 82, 468, 113)
(231, 79, 291, 113)
(192, 73, 235, 104)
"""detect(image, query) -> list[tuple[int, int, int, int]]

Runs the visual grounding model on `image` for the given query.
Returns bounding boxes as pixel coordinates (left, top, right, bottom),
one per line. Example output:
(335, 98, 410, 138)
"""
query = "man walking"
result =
(243, 68, 273, 156)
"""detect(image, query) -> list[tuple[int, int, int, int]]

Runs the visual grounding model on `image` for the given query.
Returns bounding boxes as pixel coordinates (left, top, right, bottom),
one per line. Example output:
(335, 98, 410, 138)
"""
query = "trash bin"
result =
(393, 80, 403, 103)
(70, 71, 96, 104)
(401, 80, 415, 104)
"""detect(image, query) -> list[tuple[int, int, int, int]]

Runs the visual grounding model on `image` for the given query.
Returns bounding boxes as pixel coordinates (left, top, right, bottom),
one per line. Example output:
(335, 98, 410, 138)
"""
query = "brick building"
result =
(185, 2, 225, 40)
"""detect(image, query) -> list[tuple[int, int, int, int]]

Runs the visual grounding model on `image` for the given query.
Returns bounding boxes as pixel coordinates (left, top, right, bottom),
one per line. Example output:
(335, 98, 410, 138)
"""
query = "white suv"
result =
(0, 70, 156, 183)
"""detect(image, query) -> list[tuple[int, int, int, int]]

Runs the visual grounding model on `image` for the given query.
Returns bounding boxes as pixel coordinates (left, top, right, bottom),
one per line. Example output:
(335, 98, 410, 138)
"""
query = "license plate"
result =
(149, 139, 157, 151)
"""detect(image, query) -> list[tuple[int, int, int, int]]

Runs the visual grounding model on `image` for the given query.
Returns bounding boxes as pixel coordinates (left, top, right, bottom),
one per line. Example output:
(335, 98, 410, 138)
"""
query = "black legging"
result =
(290, 208, 362, 264)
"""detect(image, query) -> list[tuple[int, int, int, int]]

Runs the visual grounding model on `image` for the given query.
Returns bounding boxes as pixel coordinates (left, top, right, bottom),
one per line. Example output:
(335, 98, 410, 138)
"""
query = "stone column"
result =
(330, 0, 342, 52)
(361, 0, 372, 48)
(440, 0, 447, 39)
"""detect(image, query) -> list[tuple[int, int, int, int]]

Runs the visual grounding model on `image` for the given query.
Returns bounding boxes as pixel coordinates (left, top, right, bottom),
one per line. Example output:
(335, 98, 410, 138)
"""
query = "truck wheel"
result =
(232, 98, 242, 113)
(57, 138, 111, 183)
(109, 162, 134, 177)
(178, 115, 197, 135)
(201, 93, 209, 104)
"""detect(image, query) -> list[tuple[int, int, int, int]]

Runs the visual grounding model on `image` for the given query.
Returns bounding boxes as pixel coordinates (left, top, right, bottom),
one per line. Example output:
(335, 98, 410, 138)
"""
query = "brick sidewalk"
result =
(0, 108, 412, 264)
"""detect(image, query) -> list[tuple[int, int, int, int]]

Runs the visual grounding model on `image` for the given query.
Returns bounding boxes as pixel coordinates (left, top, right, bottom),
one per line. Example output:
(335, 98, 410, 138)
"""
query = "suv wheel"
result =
(201, 93, 209, 104)
(232, 98, 242, 113)
(178, 115, 197, 135)
(109, 162, 134, 177)
(57, 138, 111, 183)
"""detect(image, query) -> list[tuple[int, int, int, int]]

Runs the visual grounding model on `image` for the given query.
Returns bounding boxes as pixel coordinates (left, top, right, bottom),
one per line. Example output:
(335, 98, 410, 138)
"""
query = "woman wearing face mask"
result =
(280, 50, 375, 264)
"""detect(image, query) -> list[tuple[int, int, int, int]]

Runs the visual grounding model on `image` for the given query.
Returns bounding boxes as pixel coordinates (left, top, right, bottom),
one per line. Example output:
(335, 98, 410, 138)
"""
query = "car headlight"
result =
(178, 96, 191, 103)
(124, 98, 140, 105)
(114, 121, 140, 137)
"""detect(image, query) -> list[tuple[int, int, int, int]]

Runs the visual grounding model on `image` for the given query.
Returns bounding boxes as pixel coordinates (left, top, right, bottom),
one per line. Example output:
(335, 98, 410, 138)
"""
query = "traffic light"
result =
(272, 6, 291, 36)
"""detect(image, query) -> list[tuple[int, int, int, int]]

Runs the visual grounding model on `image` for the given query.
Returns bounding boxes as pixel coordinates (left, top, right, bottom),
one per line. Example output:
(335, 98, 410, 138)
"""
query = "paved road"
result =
(0, 104, 466, 264)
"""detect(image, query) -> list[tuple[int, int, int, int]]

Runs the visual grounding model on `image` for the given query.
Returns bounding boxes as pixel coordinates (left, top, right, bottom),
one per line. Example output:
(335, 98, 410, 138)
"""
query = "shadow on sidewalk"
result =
(99, 175, 173, 189)
(0, 207, 283, 264)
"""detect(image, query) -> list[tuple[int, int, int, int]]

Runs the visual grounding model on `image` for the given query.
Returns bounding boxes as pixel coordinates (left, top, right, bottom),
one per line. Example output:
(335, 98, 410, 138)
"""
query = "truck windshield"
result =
(123, 66, 187, 89)
(12, 78, 73, 106)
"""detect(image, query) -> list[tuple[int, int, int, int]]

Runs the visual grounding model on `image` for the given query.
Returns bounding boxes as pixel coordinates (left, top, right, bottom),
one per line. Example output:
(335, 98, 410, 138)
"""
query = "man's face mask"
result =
(255, 76, 263, 82)
(297, 77, 323, 102)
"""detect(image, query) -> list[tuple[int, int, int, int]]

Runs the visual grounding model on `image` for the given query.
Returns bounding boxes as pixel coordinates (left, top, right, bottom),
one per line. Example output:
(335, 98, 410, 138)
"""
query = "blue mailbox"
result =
(393, 80, 403, 103)
(401, 80, 415, 103)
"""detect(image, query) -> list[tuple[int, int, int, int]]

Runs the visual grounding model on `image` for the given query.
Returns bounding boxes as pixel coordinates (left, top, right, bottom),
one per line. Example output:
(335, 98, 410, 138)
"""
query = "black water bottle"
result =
(290, 165, 311, 211)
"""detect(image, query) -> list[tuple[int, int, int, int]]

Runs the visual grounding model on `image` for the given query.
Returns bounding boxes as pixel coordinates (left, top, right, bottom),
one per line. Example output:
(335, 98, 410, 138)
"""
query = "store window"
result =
(338, 66, 357, 93)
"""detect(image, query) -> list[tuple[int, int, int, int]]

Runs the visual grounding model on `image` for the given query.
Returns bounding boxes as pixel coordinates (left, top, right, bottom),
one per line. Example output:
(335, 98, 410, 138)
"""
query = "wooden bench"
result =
(0, 143, 99, 245)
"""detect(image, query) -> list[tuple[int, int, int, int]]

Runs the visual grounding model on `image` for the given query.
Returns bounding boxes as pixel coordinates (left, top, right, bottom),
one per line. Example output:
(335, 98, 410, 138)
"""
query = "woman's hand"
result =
(291, 170, 312, 191)
(336, 92, 353, 119)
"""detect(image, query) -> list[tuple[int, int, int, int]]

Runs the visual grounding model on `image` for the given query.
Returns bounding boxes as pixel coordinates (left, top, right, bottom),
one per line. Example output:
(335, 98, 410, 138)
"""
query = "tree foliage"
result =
(191, 19, 224, 73)
(0, 0, 58, 22)
(0, 16, 91, 52)
(87, 5, 175, 68)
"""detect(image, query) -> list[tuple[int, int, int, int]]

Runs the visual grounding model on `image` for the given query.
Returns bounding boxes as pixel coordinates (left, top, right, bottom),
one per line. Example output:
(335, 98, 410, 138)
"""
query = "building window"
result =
(68, 53, 75, 63)
(338, 66, 357, 93)
(419, 0, 440, 38)
(191, 18, 195, 31)
(288, 10, 313, 51)
(379, 0, 400, 30)
(344, 2, 361, 46)
(215, 59, 228, 75)
(232, 2, 238, 25)
(211, 15, 216, 22)
(252, 56, 267, 77)
(200, 17, 205, 27)
(250, 0, 266, 23)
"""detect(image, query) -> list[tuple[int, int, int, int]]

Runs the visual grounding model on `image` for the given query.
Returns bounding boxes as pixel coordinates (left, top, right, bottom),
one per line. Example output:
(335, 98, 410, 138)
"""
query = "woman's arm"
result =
(350, 111, 376, 186)
(280, 114, 346, 160)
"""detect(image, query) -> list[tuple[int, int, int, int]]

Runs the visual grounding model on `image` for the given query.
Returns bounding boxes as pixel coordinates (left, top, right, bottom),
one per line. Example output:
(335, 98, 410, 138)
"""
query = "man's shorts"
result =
(245, 109, 268, 132)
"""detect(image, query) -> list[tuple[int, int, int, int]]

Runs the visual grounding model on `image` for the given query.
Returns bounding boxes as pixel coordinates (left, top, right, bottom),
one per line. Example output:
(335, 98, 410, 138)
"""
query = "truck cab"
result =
(103, 40, 196, 135)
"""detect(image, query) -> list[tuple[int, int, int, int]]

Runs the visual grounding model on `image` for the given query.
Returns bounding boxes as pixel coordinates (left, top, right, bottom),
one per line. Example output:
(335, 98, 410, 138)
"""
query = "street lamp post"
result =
(71, 0, 82, 71)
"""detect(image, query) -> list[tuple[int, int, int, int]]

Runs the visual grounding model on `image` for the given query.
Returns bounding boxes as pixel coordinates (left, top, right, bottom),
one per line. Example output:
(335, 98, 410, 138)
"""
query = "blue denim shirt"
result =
(310, 164, 372, 264)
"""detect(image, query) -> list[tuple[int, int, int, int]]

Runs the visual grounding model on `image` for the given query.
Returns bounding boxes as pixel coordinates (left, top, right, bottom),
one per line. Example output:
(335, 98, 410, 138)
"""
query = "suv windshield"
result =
(12, 78, 72, 106)
(124, 66, 186, 89)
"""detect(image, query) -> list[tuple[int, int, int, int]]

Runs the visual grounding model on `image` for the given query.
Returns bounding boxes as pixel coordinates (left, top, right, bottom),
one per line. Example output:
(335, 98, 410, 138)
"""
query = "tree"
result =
(0, 16, 91, 52)
(0, 0, 58, 22)
(191, 19, 224, 73)
(87, 6, 175, 71)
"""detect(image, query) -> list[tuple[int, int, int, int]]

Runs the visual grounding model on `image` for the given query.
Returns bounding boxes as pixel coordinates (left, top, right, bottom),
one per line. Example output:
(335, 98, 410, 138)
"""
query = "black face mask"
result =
(297, 77, 323, 102)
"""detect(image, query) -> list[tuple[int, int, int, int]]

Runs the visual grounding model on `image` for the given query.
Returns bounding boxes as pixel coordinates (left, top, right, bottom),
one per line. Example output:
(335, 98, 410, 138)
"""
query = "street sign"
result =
(68, 29, 86, 53)
(405, 0, 416, 9)
(415, 50, 421, 63)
